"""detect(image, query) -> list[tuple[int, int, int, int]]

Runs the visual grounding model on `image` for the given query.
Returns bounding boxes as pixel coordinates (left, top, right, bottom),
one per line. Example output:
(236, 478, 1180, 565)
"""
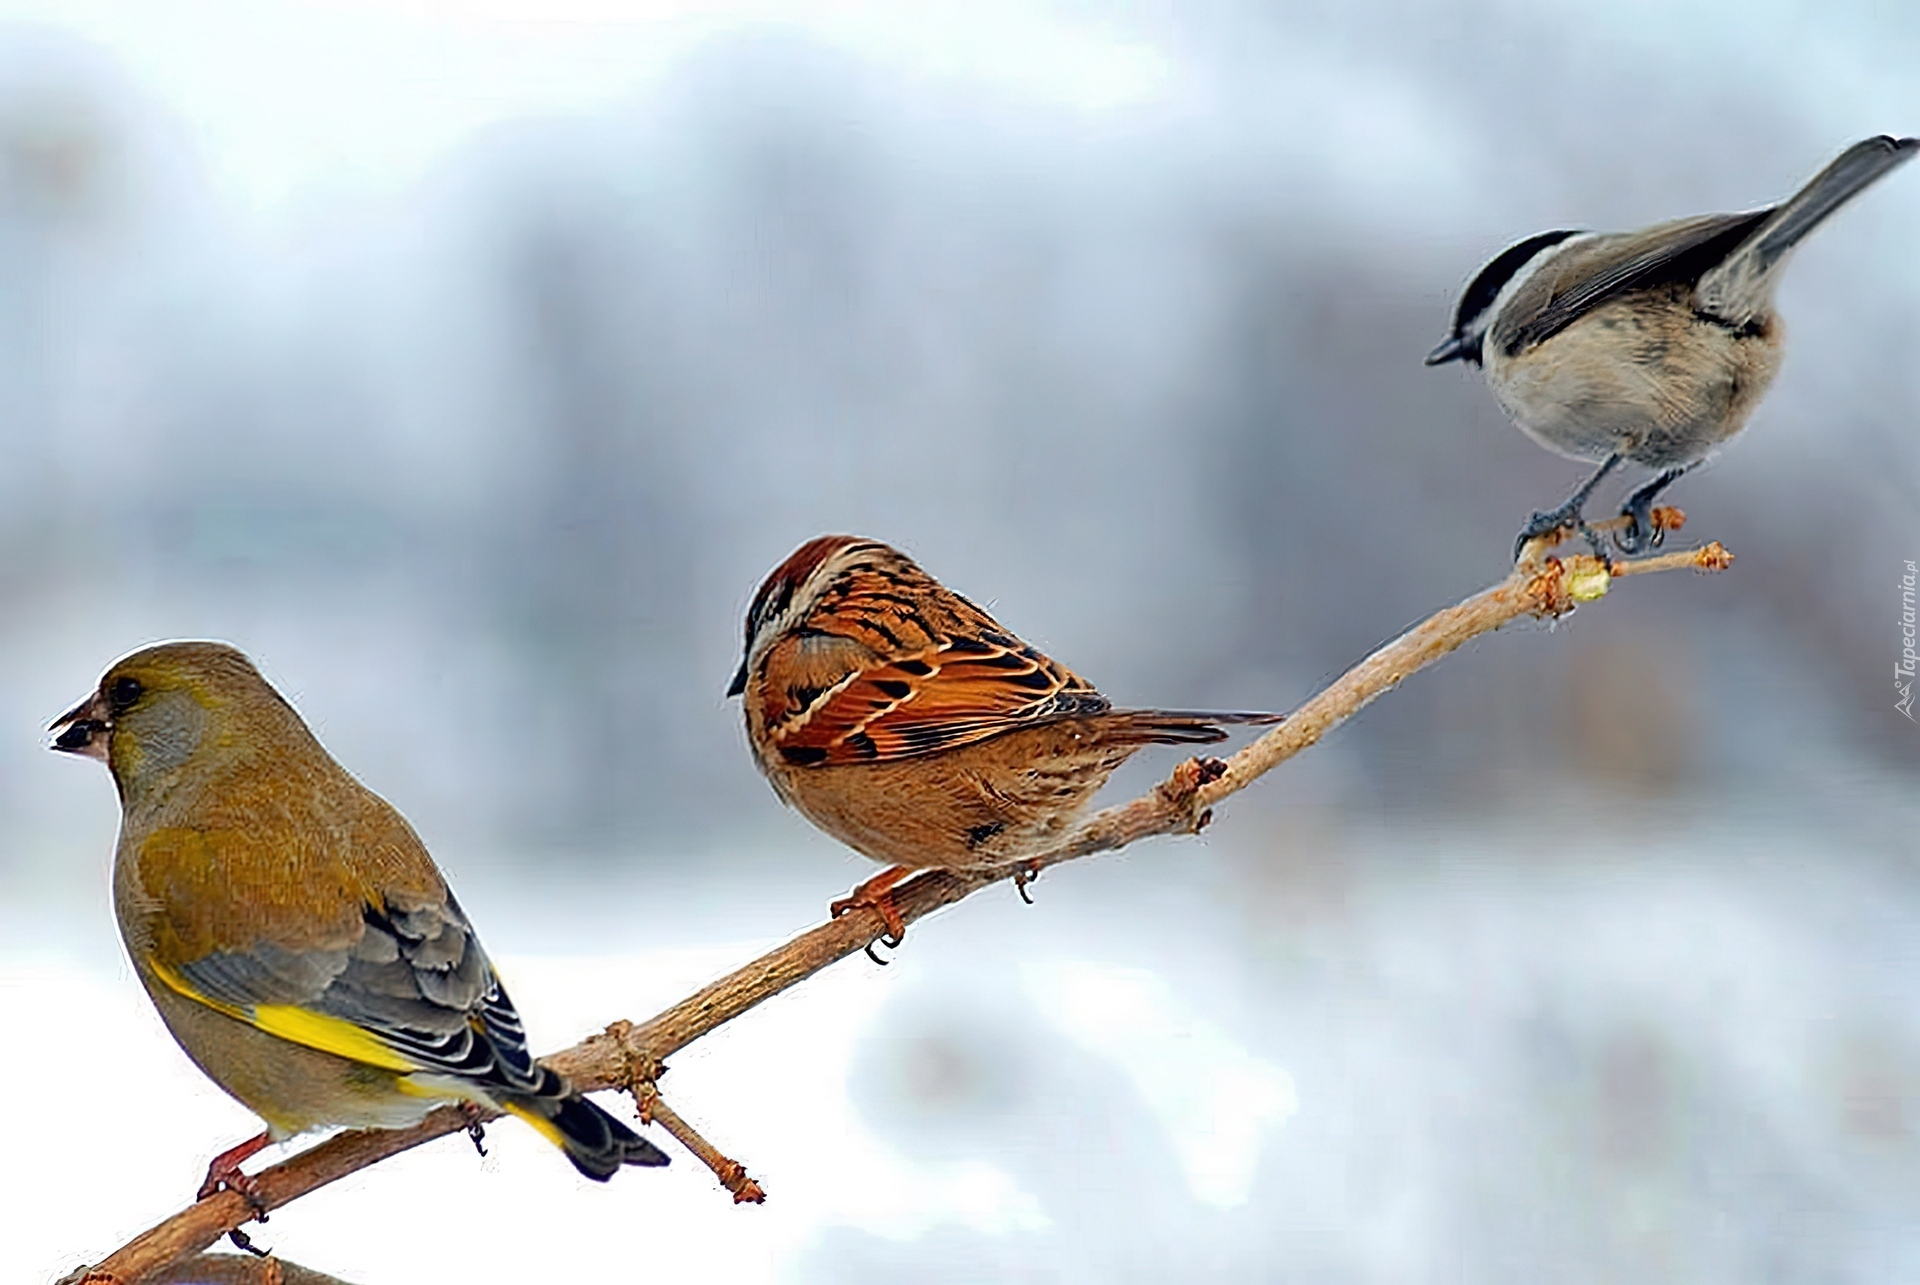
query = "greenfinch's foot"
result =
(460, 1101, 489, 1157)
(197, 1131, 270, 1204)
(198, 1130, 272, 1256)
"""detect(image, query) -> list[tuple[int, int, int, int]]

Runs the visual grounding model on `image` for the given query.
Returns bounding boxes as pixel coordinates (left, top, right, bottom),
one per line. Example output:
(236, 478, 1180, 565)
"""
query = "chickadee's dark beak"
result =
(726, 657, 748, 698)
(49, 693, 110, 761)
(1424, 335, 1468, 366)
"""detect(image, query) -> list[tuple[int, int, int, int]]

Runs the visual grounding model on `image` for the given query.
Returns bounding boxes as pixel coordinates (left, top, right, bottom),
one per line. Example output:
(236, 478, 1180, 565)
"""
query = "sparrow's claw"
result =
(832, 865, 910, 949)
(1012, 859, 1043, 904)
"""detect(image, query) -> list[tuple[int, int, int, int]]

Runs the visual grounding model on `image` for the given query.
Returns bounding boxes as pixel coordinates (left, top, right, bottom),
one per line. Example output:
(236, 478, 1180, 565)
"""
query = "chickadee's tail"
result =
(1698, 135, 1918, 321)
(503, 1089, 670, 1180)
(1097, 709, 1285, 747)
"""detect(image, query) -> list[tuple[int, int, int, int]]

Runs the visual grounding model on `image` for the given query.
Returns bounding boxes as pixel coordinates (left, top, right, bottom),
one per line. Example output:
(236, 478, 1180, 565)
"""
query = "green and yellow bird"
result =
(51, 641, 665, 1212)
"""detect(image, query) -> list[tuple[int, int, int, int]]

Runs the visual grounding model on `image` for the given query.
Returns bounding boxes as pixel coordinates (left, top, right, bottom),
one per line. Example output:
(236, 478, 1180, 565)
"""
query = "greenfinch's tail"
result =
(503, 1091, 670, 1180)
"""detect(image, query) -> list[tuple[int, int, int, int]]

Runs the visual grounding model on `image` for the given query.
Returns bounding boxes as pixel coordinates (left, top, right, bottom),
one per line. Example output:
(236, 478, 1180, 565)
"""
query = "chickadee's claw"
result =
(1515, 454, 1625, 563)
(1579, 522, 1616, 569)
(1614, 465, 1693, 556)
(1612, 509, 1661, 555)
(1513, 508, 1579, 562)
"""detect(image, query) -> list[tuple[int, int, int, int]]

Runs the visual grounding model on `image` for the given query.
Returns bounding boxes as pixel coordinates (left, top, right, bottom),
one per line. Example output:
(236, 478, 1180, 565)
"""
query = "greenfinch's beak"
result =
(49, 692, 110, 762)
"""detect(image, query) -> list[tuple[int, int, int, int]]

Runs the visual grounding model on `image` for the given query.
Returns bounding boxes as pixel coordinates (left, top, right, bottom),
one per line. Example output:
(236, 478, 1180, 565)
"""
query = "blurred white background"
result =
(3, 2, 1919, 1281)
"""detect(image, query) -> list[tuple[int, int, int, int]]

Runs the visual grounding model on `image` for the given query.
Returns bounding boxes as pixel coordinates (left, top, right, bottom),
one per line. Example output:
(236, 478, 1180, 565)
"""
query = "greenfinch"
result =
(51, 641, 666, 1205)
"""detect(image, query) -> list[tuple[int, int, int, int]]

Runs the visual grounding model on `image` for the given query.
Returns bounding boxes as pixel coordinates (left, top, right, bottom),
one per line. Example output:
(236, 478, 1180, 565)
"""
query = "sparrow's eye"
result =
(108, 676, 144, 714)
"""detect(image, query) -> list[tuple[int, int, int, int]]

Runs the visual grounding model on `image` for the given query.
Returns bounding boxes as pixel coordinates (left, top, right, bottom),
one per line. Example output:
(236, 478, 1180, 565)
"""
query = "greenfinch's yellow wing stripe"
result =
(252, 1004, 421, 1073)
(502, 1099, 569, 1149)
(147, 955, 421, 1074)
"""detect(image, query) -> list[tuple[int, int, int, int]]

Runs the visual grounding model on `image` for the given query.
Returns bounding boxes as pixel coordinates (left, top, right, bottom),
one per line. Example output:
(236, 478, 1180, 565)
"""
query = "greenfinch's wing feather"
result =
(156, 894, 548, 1094)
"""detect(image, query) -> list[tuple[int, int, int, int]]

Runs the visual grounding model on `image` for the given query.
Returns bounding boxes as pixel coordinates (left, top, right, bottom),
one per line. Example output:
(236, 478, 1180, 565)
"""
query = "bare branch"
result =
(66, 536, 1732, 1285)
(632, 1081, 767, 1204)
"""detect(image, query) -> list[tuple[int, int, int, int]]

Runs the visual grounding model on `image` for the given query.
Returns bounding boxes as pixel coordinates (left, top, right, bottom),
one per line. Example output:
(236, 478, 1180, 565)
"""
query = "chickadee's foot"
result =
(1614, 501, 1663, 555)
(1513, 503, 1587, 562)
(832, 864, 911, 952)
(1613, 465, 1694, 556)
(1515, 454, 1624, 562)
(1578, 522, 1616, 569)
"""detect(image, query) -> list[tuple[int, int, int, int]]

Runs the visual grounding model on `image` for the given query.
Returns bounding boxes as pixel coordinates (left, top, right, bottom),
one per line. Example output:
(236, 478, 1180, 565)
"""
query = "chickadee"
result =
(1428, 135, 1917, 558)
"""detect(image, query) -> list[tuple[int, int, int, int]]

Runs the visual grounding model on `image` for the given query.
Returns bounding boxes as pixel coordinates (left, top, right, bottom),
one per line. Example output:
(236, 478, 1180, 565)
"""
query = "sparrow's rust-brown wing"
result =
(755, 550, 1108, 767)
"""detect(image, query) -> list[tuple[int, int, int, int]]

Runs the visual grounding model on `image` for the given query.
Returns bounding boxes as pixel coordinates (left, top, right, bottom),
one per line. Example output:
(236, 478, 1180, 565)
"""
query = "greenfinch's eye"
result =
(108, 676, 143, 714)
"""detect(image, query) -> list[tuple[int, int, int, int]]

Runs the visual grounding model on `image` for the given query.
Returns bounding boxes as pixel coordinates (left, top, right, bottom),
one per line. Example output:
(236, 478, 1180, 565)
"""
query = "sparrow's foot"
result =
(1614, 466, 1694, 556)
(198, 1131, 272, 1255)
(832, 865, 911, 952)
(1013, 859, 1043, 904)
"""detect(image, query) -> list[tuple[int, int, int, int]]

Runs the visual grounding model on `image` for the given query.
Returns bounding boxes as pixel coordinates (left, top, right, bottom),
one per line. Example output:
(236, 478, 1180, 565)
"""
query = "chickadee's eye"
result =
(108, 676, 143, 714)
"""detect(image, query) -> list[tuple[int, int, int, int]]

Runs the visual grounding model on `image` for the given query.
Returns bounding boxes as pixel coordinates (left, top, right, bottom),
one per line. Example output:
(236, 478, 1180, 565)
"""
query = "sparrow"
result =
(1426, 135, 1918, 558)
(728, 536, 1281, 942)
(51, 642, 666, 1244)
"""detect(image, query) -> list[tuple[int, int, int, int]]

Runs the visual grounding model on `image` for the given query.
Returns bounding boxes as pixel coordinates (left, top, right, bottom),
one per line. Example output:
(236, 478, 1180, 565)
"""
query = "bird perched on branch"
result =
(51, 642, 665, 1240)
(729, 535, 1282, 944)
(1426, 134, 1918, 559)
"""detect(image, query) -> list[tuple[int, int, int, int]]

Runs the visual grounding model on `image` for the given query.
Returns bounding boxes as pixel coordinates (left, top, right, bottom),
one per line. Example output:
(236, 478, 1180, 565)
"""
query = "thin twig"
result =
(634, 1085, 767, 1204)
(66, 535, 1733, 1285)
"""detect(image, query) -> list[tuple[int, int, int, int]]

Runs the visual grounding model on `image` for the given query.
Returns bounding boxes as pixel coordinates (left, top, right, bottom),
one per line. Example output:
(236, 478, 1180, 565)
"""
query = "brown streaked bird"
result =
(50, 642, 665, 1245)
(728, 536, 1282, 942)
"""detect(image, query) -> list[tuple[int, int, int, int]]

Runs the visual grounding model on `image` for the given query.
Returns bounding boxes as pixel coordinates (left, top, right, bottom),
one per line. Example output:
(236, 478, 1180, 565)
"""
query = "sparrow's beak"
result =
(1424, 334, 1468, 366)
(49, 692, 110, 762)
(726, 656, 749, 698)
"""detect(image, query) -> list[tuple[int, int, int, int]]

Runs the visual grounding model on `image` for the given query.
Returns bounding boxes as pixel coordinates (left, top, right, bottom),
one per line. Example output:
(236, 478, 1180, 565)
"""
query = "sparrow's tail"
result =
(503, 1088, 670, 1181)
(1698, 135, 1918, 321)
(1097, 709, 1285, 747)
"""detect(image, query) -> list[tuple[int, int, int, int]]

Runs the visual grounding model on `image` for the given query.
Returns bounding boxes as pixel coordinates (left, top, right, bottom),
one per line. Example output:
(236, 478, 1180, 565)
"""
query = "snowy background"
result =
(3, 2, 1919, 1281)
